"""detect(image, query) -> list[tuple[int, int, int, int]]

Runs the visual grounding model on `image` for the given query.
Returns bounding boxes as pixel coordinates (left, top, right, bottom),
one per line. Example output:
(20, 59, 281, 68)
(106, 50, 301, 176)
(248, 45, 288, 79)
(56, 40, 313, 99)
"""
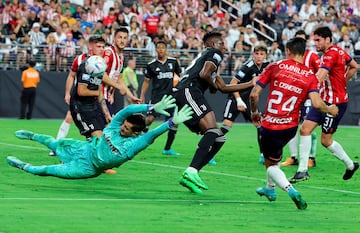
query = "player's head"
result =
(313, 26, 332, 52)
(294, 29, 309, 40)
(88, 35, 105, 56)
(285, 37, 306, 57)
(203, 31, 225, 53)
(252, 45, 268, 65)
(113, 27, 129, 51)
(156, 40, 167, 59)
(120, 113, 146, 137)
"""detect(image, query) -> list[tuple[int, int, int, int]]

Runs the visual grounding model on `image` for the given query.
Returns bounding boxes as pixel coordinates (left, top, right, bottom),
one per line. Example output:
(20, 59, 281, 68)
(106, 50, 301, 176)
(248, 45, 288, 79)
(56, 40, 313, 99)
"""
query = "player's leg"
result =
(162, 110, 180, 156)
(50, 111, 73, 156)
(321, 103, 359, 180)
(15, 130, 60, 152)
(220, 96, 237, 135)
(308, 132, 317, 167)
(281, 131, 299, 166)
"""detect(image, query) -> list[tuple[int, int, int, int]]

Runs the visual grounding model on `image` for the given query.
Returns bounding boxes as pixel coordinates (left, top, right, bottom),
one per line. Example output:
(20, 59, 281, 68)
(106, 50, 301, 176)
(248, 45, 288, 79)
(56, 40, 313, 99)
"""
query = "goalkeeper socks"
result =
(56, 120, 71, 139)
(189, 130, 218, 170)
(164, 128, 177, 150)
(327, 141, 354, 170)
(298, 135, 311, 172)
(288, 132, 299, 158)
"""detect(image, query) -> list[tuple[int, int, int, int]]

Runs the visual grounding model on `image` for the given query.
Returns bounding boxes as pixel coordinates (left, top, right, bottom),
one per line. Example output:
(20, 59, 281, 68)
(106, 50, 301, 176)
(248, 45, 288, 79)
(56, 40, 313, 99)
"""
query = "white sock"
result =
(327, 141, 354, 170)
(186, 167, 198, 173)
(266, 165, 277, 190)
(298, 135, 311, 172)
(56, 120, 71, 139)
(267, 165, 293, 192)
(288, 132, 299, 158)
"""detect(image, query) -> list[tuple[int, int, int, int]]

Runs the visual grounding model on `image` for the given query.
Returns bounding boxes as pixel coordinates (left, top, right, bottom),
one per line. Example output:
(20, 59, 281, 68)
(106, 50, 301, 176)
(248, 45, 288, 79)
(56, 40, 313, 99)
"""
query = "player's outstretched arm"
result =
(214, 75, 254, 93)
(153, 95, 176, 116)
(309, 92, 339, 117)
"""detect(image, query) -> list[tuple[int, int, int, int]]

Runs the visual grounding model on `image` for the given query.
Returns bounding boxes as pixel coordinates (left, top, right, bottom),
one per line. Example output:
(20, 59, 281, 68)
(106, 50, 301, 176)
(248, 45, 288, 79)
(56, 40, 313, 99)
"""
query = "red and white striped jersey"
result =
(102, 45, 124, 100)
(303, 49, 320, 74)
(70, 53, 87, 73)
(319, 45, 352, 104)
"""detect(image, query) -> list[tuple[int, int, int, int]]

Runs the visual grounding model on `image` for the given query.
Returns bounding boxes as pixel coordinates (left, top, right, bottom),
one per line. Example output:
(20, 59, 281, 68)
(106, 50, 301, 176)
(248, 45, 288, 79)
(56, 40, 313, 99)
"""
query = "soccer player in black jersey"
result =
(173, 31, 255, 194)
(221, 45, 269, 165)
(140, 40, 182, 156)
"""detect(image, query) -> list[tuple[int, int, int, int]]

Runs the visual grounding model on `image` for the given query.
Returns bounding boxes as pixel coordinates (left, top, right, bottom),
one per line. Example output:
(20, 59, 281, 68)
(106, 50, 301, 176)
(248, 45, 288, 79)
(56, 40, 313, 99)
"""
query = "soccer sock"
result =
(310, 132, 317, 158)
(266, 166, 277, 190)
(164, 128, 177, 150)
(267, 165, 293, 192)
(186, 167, 198, 173)
(327, 140, 354, 170)
(288, 132, 298, 158)
(56, 120, 71, 139)
(33, 134, 59, 152)
(298, 135, 311, 172)
(189, 130, 218, 170)
(200, 135, 226, 168)
(220, 125, 231, 135)
(256, 126, 263, 154)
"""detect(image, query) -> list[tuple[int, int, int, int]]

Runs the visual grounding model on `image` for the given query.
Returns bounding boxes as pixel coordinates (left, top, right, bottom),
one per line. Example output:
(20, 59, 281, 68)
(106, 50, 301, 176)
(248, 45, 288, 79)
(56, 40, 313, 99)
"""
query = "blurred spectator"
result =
(354, 37, 360, 55)
(62, 0, 75, 15)
(93, 21, 105, 35)
(232, 39, 246, 71)
(129, 33, 142, 49)
(112, 13, 129, 30)
(87, 3, 102, 24)
(59, 32, 77, 72)
(122, 57, 139, 107)
(28, 22, 46, 58)
(29, 0, 42, 16)
(268, 41, 283, 62)
(281, 20, 297, 48)
(338, 33, 355, 56)
(302, 13, 318, 36)
(226, 20, 241, 49)
(72, 5, 84, 21)
(103, 7, 116, 27)
(0, 32, 18, 70)
(243, 25, 257, 48)
(298, 0, 317, 21)
(43, 33, 58, 71)
(143, 4, 160, 37)
(16, 34, 32, 70)
(348, 23, 359, 44)
(13, 16, 31, 39)
(70, 23, 83, 41)
(123, 6, 136, 25)
(52, 25, 66, 43)
(284, 0, 299, 18)
(61, 8, 77, 27)
(80, 11, 94, 32)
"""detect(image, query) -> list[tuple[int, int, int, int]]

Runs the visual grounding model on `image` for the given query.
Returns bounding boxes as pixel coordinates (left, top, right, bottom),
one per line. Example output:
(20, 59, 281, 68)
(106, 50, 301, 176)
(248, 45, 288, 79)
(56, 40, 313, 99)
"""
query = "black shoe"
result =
(289, 171, 310, 184)
(343, 162, 359, 180)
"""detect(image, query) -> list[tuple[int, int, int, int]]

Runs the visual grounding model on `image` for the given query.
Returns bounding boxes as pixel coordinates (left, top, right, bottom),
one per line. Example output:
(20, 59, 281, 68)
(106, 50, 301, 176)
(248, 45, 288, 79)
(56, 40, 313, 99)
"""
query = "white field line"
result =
(1, 142, 360, 198)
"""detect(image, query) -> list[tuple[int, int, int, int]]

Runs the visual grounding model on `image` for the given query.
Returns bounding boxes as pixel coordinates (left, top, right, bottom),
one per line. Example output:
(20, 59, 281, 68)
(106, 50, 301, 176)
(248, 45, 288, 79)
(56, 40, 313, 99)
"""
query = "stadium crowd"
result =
(1, 0, 360, 71)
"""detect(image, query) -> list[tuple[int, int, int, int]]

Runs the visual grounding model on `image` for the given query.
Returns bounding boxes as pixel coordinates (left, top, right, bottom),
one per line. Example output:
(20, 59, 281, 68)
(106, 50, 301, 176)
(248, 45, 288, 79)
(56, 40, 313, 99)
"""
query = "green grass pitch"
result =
(0, 119, 359, 233)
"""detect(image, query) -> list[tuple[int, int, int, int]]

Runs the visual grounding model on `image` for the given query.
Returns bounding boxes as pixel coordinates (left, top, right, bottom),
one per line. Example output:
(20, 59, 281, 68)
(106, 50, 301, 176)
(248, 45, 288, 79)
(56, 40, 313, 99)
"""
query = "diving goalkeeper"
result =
(7, 95, 193, 179)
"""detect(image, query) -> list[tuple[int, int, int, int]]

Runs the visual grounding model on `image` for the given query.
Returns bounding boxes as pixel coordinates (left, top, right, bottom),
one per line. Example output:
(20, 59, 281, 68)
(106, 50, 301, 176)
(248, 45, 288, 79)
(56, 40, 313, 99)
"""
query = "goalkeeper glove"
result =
(152, 95, 176, 116)
(168, 105, 194, 127)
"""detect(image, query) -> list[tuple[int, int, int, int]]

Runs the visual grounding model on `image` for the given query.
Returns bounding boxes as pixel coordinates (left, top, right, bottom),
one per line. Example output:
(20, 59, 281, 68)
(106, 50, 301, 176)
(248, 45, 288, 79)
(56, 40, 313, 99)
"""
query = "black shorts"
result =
(260, 126, 297, 162)
(70, 106, 106, 137)
(222, 95, 251, 122)
(173, 86, 212, 134)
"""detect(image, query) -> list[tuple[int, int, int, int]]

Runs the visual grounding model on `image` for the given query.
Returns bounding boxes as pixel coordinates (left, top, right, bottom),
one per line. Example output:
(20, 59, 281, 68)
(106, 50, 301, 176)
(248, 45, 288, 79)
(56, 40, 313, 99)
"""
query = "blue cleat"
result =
(288, 188, 307, 210)
(162, 149, 180, 156)
(7, 156, 27, 170)
(259, 154, 265, 165)
(256, 186, 277, 202)
(208, 158, 217, 165)
(15, 130, 34, 140)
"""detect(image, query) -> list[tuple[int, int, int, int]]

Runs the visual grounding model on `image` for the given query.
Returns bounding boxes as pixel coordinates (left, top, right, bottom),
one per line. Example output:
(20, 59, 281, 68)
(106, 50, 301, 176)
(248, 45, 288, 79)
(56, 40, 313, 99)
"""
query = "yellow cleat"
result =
(281, 157, 298, 166)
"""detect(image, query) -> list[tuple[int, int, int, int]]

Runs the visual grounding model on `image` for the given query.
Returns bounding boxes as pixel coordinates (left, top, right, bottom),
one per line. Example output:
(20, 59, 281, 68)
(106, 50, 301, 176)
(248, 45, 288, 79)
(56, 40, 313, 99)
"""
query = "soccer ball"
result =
(85, 55, 106, 76)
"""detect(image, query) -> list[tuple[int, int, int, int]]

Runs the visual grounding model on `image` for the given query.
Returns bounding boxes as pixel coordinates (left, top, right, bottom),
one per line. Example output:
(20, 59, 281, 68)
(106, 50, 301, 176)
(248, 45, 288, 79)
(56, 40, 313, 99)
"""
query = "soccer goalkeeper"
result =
(7, 95, 193, 179)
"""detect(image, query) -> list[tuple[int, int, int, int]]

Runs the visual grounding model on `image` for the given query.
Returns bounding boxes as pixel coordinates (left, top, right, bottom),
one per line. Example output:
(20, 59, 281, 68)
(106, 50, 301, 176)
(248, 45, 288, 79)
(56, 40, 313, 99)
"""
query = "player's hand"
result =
(64, 93, 71, 105)
(328, 104, 339, 117)
(154, 95, 176, 116)
(251, 111, 262, 127)
(171, 105, 193, 125)
(131, 96, 141, 104)
(236, 97, 247, 111)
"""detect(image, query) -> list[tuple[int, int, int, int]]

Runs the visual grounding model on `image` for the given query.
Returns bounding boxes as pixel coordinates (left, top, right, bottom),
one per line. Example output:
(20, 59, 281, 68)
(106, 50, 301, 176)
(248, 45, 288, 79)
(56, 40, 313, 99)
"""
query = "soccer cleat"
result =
(259, 154, 265, 165)
(104, 169, 117, 174)
(181, 170, 208, 190)
(308, 157, 316, 168)
(343, 162, 359, 180)
(15, 130, 34, 140)
(49, 151, 56, 156)
(208, 158, 217, 165)
(288, 188, 307, 210)
(7, 156, 27, 170)
(256, 186, 277, 202)
(179, 177, 203, 194)
(281, 157, 298, 166)
(162, 149, 180, 156)
(289, 171, 310, 184)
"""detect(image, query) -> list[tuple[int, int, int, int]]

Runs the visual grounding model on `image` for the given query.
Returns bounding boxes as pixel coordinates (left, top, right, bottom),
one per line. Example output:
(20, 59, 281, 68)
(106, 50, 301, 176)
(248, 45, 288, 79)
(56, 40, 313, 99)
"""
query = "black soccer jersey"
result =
(143, 57, 181, 101)
(233, 59, 270, 97)
(176, 48, 223, 93)
(70, 57, 103, 111)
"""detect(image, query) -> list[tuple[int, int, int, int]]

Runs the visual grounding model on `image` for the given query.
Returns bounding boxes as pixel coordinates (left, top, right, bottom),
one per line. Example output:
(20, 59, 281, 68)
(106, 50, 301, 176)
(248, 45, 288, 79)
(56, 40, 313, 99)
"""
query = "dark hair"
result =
(295, 29, 309, 40)
(28, 60, 36, 67)
(202, 31, 222, 44)
(313, 26, 333, 43)
(114, 27, 129, 36)
(156, 40, 167, 47)
(285, 37, 306, 56)
(88, 35, 105, 44)
(126, 113, 146, 133)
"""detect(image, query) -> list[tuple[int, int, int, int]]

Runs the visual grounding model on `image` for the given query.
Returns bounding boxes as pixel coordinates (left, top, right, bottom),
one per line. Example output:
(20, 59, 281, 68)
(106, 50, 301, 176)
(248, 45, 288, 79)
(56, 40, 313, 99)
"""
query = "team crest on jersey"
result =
(155, 67, 161, 71)
(105, 50, 112, 56)
(168, 63, 173, 70)
(213, 53, 222, 63)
